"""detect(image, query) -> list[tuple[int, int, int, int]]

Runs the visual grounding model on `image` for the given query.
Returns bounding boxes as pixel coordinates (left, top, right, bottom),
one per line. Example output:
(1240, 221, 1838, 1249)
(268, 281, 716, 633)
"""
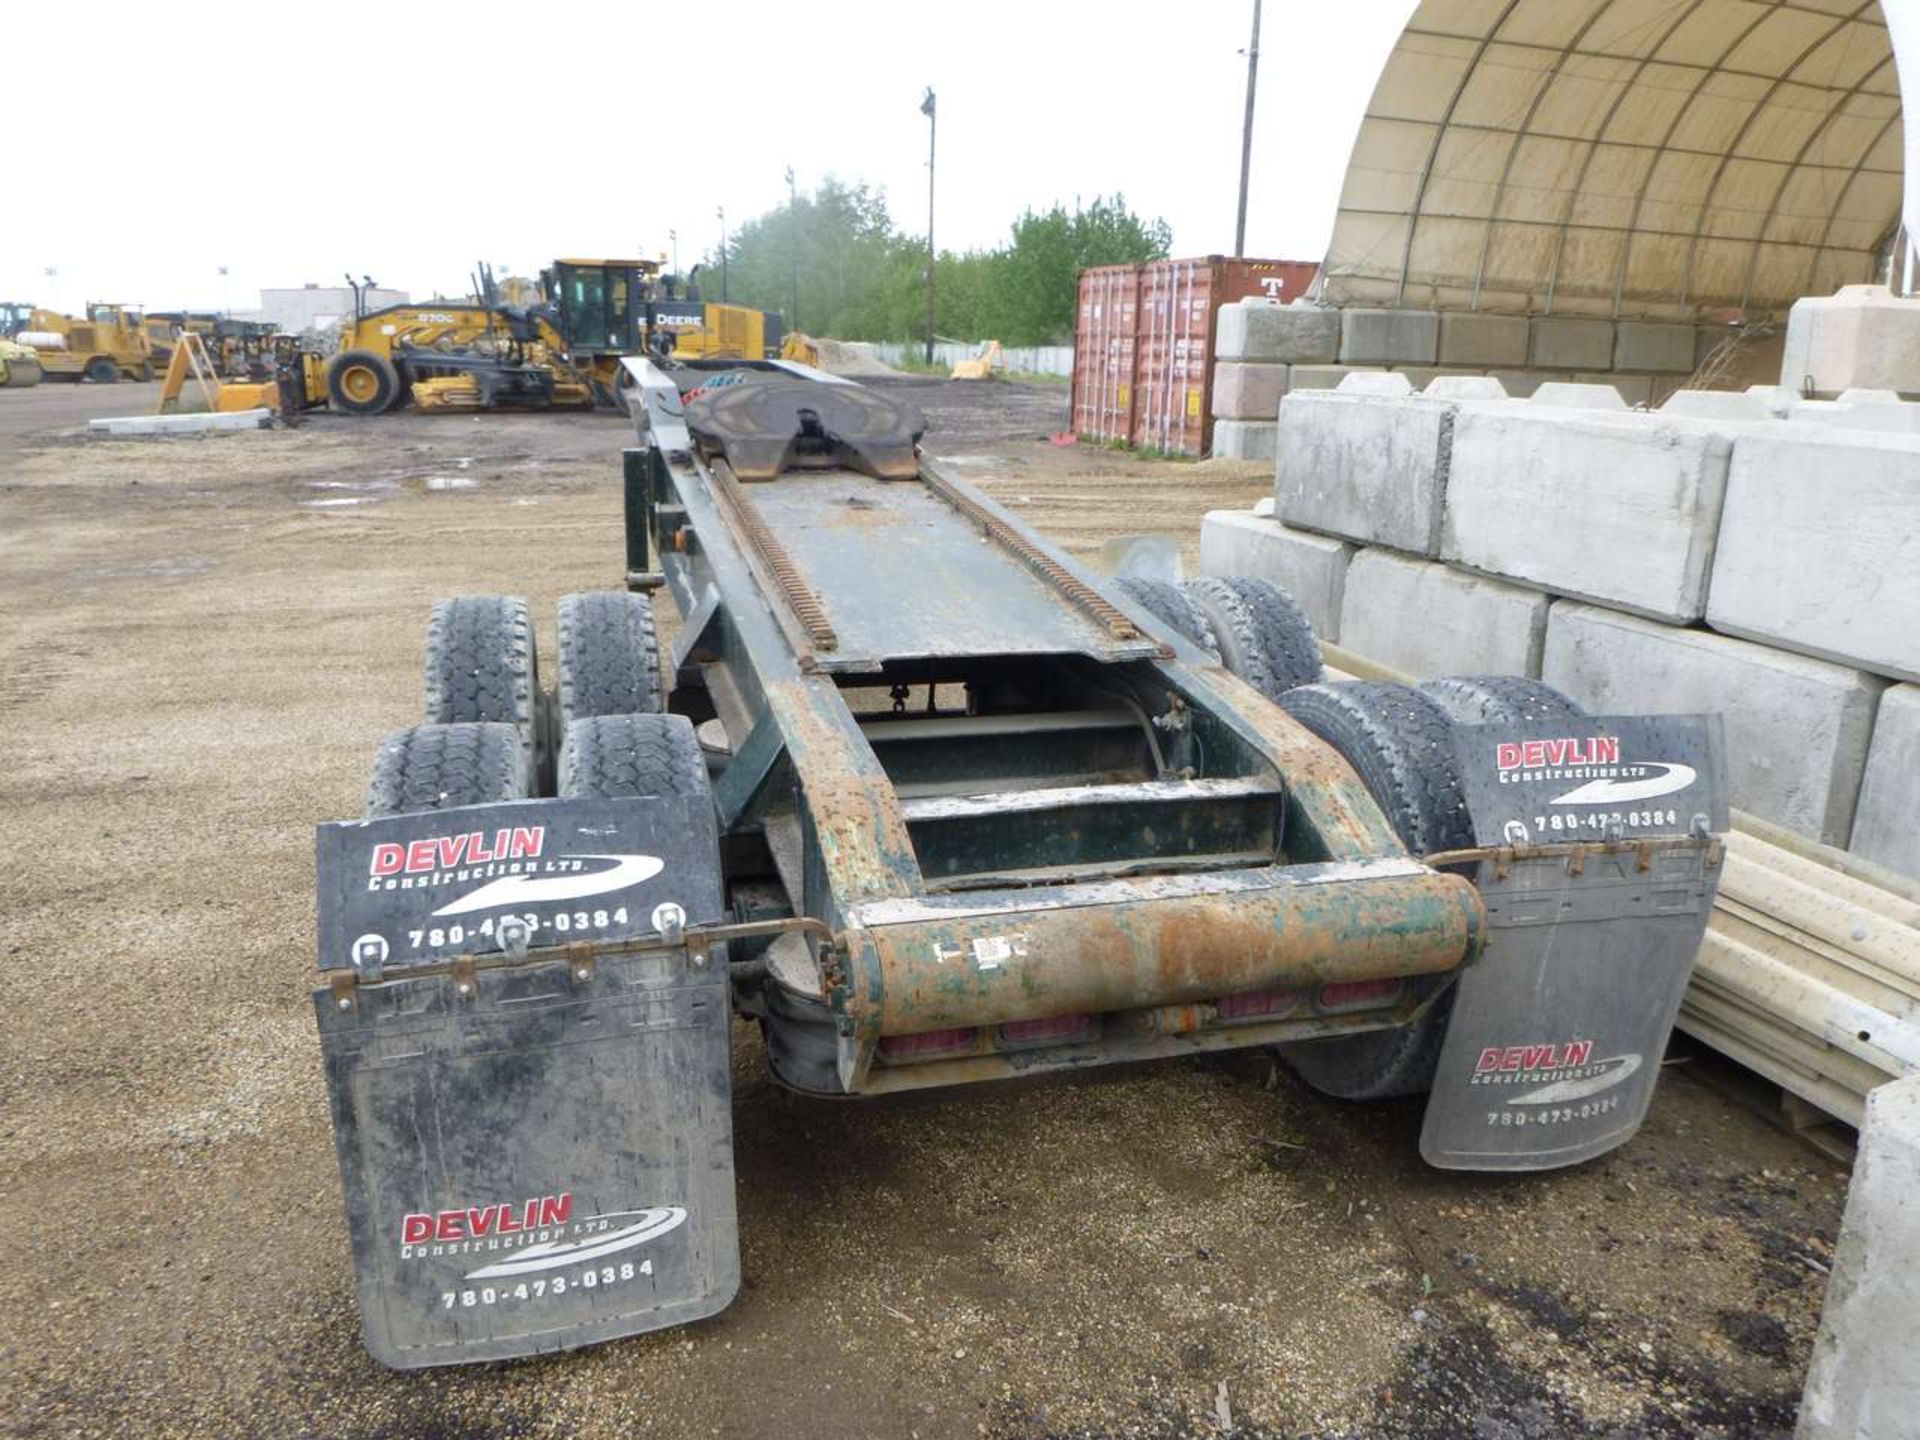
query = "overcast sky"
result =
(4, 0, 1417, 316)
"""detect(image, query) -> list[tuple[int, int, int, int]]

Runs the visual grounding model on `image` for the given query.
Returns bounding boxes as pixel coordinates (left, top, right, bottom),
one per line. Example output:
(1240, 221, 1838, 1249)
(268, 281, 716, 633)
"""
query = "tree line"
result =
(693, 180, 1171, 347)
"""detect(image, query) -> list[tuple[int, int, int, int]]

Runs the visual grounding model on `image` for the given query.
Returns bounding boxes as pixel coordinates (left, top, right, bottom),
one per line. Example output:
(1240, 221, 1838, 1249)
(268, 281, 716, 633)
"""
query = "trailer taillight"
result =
(1316, 978, 1404, 1013)
(878, 1027, 980, 1062)
(995, 1014, 1097, 1050)
(1216, 988, 1302, 1022)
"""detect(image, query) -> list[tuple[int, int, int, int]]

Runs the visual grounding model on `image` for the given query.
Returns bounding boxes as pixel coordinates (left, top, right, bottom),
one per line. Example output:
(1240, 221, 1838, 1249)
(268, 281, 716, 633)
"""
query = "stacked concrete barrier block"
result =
(1211, 300, 1343, 456)
(1277, 372, 1480, 556)
(1544, 603, 1886, 845)
(1658, 387, 1795, 421)
(1613, 321, 1698, 373)
(1288, 364, 1387, 392)
(1338, 549, 1548, 679)
(1529, 315, 1615, 370)
(1443, 407, 1732, 622)
(1707, 427, 1920, 681)
(1848, 685, 1920, 879)
(1796, 1072, 1920, 1440)
(1781, 283, 1920, 398)
(1338, 308, 1440, 366)
(1437, 313, 1529, 368)
(1198, 510, 1352, 641)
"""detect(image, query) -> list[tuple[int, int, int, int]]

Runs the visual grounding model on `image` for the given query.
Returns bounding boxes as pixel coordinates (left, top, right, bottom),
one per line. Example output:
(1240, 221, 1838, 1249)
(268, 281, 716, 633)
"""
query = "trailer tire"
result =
(328, 349, 401, 414)
(556, 591, 664, 732)
(85, 357, 118, 384)
(1272, 681, 1474, 1100)
(424, 596, 547, 792)
(364, 721, 530, 817)
(1180, 576, 1321, 700)
(559, 713, 710, 803)
(1418, 675, 1585, 726)
(1112, 577, 1220, 656)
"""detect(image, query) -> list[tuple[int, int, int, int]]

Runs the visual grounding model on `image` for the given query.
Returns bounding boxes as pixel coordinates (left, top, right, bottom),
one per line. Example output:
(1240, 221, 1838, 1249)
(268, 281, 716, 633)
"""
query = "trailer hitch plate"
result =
(686, 379, 925, 480)
(1421, 716, 1726, 1171)
(312, 798, 737, 1367)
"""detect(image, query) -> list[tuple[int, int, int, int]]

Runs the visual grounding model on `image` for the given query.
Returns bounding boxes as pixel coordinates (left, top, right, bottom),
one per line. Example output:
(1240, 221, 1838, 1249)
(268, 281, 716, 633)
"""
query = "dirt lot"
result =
(0, 377, 1848, 1439)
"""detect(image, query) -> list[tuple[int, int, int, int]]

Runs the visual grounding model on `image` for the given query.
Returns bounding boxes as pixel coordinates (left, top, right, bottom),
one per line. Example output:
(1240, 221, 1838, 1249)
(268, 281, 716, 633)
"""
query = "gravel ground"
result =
(0, 378, 1847, 1439)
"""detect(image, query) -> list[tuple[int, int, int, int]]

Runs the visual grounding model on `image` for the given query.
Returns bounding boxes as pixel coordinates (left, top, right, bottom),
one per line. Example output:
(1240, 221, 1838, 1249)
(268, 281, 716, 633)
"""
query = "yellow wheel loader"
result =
(12, 304, 154, 382)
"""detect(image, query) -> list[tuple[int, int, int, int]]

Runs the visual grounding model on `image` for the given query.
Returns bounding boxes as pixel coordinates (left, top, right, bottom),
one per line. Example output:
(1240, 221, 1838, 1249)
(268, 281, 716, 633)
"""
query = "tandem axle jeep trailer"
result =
(312, 356, 1727, 1367)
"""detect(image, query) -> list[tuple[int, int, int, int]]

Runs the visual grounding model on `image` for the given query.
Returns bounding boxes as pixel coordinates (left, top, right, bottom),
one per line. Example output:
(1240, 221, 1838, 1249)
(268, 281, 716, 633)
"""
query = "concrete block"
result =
(1827, 396, 1920, 435)
(1658, 388, 1789, 421)
(1613, 321, 1698, 373)
(1488, 370, 1550, 397)
(1529, 316, 1615, 370)
(1338, 307, 1440, 366)
(1210, 362, 1290, 420)
(1543, 603, 1885, 844)
(1215, 301, 1340, 364)
(1575, 372, 1654, 407)
(1288, 364, 1385, 392)
(1797, 1072, 1920, 1439)
(1838, 387, 1903, 404)
(1199, 510, 1353, 641)
(1210, 419, 1278, 461)
(1438, 312, 1530, 367)
(1423, 376, 1508, 400)
(1849, 685, 1920, 879)
(1443, 409, 1730, 622)
(1277, 386, 1470, 555)
(88, 409, 272, 435)
(1707, 428, 1920, 682)
(1781, 284, 1920, 398)
(1533, 381, 1628, 410)
(1333, 371, 1414, 397)
(1390, 367, 1484, 391)
(1339, 550, 1548, 678)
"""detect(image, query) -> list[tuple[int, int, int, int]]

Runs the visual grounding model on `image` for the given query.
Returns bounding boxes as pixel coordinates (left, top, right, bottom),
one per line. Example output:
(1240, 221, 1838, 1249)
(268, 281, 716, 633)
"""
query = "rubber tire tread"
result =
(1418, 675, 1585, 726)
(559, 713, 710, 802)
(86, 357, 119, 383)
(365, 721, 529, 817)
(1273, 681, 1474, 1099)
(556, 591, 664, 730)
(1181, 576, 1321, 699)
(327, 348, 401, 414)
(1112, 576, 1220, 656)
(424, 596, 542, 786)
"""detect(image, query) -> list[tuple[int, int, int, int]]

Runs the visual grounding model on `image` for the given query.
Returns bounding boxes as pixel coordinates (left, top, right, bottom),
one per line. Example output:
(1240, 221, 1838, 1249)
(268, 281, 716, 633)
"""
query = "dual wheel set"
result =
(364, 578, 1595, 1104)
(365, 591, 709, 826)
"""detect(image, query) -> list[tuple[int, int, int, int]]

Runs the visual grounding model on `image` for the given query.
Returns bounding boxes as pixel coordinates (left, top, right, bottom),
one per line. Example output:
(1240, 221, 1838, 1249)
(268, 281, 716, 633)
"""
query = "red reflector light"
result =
(995, 1014, 1096, 1049)
(1318, 978, 1404, 1013)
(878, 1027, 979, 1062)
(1217, 988, 1301, 1022)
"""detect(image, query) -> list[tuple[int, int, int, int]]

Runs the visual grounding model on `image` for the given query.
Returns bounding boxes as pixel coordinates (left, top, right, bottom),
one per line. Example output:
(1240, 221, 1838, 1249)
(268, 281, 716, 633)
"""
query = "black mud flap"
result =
(1420, 716, 1726, 1172)
(312, 797, 737, 1368)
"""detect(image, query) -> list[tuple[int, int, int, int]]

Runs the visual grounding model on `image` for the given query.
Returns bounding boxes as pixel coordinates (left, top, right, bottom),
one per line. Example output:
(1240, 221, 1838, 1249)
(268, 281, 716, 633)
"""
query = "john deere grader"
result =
(312, 357, 1728, 1368)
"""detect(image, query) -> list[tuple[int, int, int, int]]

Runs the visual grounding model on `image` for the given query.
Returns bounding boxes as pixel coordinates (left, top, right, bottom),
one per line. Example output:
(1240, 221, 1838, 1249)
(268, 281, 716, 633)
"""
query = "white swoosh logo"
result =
(432, 853, 664, 916)
(1549, 764, 1695, 806)
(464, 1207, 686, 1278)
(1508, 1053, 1642, 1105)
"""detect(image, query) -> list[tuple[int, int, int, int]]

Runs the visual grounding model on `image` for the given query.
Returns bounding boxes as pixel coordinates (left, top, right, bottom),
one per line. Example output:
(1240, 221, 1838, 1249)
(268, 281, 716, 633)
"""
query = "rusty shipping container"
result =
(1070, 257, 1317, 456)
(1069, 264, 1142, 444)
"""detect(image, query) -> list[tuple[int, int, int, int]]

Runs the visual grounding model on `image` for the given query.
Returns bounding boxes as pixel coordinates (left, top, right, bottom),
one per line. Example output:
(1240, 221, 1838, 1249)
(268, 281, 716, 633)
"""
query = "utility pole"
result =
(786, 166, 800, 334)
(1234, 0, 1262, 258)
(669, 228, 679, 281)
(921, 87, 936, 364)
(717, 206, 728, 302)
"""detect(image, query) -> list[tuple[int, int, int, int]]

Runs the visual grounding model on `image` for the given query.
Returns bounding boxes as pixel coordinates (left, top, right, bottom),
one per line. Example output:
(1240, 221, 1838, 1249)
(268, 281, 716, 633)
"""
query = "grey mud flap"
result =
(312, 797, 736, 1368)
(1420, 716, 1727, 1171)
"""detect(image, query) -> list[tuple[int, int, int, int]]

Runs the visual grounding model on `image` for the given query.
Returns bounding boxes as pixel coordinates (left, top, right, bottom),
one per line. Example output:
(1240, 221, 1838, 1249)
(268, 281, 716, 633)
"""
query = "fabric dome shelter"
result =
(1319, 0, 1920, 320)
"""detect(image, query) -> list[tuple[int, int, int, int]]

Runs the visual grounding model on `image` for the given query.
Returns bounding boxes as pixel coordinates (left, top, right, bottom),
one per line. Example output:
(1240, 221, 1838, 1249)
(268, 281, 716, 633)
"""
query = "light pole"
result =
(669, 229, 679, 284)
(716, 206, 728, 303)
(786, 165, 800, 334)
(921, 87, 936, 365)
(218, 264, 230, 316)
(1234, 0, 1262, 258)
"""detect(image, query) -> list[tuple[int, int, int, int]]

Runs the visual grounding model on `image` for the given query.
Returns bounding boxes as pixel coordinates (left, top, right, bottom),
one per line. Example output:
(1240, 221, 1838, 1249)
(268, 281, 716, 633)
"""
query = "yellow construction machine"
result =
(157, 331, 326, 420)
(326, 260, 656, 414)
(950, 339, 1005, 380)
(9, 304, 154, 382)
(0, 337, 43, 387)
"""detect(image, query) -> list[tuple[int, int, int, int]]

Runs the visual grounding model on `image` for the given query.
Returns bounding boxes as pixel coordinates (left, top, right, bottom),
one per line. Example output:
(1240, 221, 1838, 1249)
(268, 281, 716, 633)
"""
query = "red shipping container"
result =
(1131, 257, 1317, 456)
(1069, 264, 1142, 444)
